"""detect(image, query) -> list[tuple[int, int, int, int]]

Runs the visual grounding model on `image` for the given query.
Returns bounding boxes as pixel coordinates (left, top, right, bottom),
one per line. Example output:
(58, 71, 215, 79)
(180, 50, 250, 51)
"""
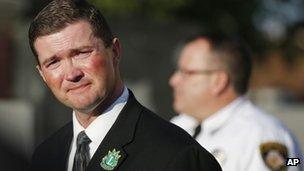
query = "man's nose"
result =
(64, 62, 84, 82)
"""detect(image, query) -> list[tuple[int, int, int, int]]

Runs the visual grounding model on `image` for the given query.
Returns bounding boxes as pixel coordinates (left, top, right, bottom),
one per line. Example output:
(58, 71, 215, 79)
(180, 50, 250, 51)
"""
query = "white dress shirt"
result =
(67, 87, 129, 171)
(171, 97, 303, 171)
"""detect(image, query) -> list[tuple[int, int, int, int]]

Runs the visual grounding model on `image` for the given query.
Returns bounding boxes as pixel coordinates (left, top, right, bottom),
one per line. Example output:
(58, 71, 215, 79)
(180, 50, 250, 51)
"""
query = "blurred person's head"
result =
(169, 33, 252, 121)
(28, 0, 123, 118)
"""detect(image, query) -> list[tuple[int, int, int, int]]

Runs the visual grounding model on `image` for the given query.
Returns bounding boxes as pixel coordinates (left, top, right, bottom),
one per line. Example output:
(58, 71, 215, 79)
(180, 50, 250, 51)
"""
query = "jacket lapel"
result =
(86, 90, 142, 171)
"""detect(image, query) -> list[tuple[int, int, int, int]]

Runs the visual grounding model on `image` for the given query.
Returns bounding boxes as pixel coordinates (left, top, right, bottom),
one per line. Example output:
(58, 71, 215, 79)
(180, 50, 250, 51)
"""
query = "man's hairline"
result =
(185, 38, 244, 95)
(183, 38, 227, 71)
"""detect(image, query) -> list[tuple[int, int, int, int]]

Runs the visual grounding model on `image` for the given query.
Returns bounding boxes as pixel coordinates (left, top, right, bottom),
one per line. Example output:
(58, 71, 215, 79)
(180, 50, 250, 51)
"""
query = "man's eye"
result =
(75, 50, 92, 58)
(81, 50, 91, 53)
(46, 60, 59, 68)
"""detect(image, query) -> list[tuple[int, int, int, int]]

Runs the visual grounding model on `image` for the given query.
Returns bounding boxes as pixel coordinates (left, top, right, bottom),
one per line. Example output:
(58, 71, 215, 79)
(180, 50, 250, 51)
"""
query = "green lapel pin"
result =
(100, 149, 121, 170)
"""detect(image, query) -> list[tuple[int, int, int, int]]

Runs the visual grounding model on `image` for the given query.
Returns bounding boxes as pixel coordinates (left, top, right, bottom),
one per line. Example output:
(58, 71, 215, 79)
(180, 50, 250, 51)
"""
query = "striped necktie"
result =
(73, 131, 91, 171)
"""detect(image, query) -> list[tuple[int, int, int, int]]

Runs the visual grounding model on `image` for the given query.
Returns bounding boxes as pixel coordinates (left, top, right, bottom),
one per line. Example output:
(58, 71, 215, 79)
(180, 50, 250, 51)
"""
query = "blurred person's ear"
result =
(211, 71, 229, 96)
(36, 65, 46, 82)
(111, 38, 121, 66)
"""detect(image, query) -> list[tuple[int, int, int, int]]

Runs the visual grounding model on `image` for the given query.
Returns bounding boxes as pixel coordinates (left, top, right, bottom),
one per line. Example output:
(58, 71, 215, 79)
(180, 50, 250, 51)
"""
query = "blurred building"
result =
(0, 0, 31, 169)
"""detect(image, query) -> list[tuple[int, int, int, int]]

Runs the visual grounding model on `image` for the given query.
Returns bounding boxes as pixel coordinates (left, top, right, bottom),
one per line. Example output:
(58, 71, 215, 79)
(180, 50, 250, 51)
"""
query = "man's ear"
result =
(36, 65, 46, 82)
(111, 38, 121, 65)
(212, 71, 229, 95)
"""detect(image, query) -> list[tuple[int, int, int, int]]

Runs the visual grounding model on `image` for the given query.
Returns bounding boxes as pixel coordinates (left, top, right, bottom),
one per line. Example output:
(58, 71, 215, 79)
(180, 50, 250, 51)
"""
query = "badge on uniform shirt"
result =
(259, 142, 288, 171)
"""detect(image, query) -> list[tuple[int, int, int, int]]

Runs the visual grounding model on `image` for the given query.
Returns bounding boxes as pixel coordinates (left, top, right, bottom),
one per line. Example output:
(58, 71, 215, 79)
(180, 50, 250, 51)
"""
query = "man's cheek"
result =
(44, 73, 63, 89)
(92, 53, 111, 68)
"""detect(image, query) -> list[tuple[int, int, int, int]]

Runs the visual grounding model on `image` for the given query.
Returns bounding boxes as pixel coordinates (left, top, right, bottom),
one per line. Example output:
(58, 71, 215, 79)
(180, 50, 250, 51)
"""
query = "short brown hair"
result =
(185, 33, 252, 95)
(28, 0, 114, 63)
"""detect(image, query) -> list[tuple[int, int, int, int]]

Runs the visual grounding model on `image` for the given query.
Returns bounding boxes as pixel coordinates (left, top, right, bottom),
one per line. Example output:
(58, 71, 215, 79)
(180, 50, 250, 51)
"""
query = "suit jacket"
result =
(30, 91, 221, 171)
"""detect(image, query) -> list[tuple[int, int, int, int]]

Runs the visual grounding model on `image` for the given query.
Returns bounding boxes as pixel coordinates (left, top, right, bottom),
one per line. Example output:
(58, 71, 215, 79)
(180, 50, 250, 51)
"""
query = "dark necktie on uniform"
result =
(73, 131, 92, 171)
(192, 124, 202, 139)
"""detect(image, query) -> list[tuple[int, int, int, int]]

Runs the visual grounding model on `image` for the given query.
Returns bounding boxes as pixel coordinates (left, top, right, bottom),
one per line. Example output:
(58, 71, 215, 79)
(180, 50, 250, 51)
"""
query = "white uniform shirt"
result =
(67, 87, 129, 171)
(171, 97, 303, 171)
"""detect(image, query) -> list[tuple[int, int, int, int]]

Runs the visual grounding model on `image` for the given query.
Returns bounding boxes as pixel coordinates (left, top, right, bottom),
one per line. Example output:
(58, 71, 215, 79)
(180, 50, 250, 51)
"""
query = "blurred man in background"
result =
(170, 34, 302, 171)
(28, 0, 221, 171)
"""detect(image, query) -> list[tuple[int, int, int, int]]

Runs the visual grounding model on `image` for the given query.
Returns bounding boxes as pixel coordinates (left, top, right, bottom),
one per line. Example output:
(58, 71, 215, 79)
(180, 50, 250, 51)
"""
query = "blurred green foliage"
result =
(89, 0, 188, 19)
(88, 0, 267, 55)
(89, 0, 257, 27)
(27, 0, 304, 59)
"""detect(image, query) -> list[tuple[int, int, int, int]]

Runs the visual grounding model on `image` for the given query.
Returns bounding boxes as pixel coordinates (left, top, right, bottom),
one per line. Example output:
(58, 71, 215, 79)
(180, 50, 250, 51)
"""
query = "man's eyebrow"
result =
(72, 45, 94, 51)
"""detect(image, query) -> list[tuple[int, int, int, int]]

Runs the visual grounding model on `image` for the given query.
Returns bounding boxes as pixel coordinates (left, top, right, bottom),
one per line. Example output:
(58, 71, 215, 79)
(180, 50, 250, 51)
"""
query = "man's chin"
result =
(74, 107, 94, 114)
(173, 103, 184, 114)
(71, 101, 102, 114)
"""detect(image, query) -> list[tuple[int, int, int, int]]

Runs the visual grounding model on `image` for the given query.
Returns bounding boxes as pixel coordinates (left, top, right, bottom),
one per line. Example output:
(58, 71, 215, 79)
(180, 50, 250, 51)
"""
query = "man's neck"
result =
(75, 112, 97, 129)
(197, 93, 240, 122)
(75, 83, 125, 128)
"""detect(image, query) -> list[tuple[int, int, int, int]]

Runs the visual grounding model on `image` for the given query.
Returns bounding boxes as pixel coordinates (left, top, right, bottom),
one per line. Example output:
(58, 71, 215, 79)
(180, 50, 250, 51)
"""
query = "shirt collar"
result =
(72, 86, 129, 146)
(202, 96, 246, 135)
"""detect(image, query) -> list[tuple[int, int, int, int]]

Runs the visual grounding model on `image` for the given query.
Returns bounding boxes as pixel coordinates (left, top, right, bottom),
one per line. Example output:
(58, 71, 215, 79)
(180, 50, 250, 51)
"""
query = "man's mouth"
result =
(68, 83, 91, 93)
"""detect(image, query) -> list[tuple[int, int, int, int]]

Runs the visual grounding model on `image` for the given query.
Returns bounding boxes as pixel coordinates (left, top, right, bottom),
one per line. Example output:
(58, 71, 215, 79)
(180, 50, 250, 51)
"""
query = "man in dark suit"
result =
(28, 0, 221, 171)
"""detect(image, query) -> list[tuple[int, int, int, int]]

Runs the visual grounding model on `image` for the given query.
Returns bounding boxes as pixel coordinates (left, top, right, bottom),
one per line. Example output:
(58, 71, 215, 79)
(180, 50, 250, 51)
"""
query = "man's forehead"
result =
(185, 38, 211, 52)
(36, 21, 95, 44)
(34, 21, 99, 59)
(179, 38, 214, 66)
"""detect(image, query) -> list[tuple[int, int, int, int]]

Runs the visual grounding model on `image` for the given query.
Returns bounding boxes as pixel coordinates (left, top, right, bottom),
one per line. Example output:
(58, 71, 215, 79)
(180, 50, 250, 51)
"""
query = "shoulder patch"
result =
(259, 142, 288, 171)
